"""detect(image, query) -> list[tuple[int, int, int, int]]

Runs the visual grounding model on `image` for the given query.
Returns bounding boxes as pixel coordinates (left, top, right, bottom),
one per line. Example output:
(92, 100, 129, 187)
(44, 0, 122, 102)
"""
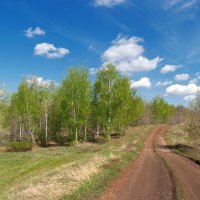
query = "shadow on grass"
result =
(158, 143, 200, 166)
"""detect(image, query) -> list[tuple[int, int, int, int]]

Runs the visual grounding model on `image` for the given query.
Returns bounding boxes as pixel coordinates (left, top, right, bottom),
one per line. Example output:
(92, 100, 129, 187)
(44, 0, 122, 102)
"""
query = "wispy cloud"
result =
(164, 0, 182, 10)
(155, 80, 173, 87)
(178, 0, 197, 11)
(93, 0, 127, 7)
(163, 0, 197, 11)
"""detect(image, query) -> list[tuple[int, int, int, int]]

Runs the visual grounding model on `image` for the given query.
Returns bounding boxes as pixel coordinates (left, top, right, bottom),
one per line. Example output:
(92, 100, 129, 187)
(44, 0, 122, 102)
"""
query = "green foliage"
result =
(60, 67, 91, 142)
(112, 77, 133, 134)
(8, 77, 56, 145)
(7, 141, 32, 152)
(151, 96, 174, 124)
(92, 64, 145, 139)
(0, 64, 176, 146)
(93, 64, 121, 140)
(50, 88, 62, 139)
(129, 94, 144, 125)
(38, 130, 47, 147)
(0, 84, 10, 129)
(55, 132, 66, 146)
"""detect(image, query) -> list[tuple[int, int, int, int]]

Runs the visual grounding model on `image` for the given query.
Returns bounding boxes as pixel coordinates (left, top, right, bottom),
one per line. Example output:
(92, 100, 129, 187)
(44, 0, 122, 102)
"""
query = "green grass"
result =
(63, 125, 155, 200)
(0, 125, 155, 200)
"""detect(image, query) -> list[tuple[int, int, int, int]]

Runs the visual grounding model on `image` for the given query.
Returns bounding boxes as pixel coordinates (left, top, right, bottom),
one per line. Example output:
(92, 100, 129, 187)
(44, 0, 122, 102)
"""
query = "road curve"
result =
(98, 126, 200, 200)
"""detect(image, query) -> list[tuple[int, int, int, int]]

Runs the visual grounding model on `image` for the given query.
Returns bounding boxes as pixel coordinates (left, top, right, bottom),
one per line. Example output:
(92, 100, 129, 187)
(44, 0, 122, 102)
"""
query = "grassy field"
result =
(165, 124, 200, 165)
(0, 125, 155, 200)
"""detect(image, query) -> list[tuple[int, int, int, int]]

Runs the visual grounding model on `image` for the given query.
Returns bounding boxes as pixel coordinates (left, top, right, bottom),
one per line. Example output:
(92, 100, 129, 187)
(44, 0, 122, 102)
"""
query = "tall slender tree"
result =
(60, 67, 91, 143)
(112, 77, 133, 135)
(93, 63, 119, 141)
(0, 84, 9, 129)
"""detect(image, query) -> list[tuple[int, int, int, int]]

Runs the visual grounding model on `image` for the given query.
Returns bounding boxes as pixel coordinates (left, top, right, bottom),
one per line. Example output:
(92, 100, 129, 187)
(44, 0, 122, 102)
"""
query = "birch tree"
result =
(60, 67, 91, 143)
(93, 63, 119, 141)
(39, 81, 56, 146)
(112, 77, 132, 135)
(0, 84, 9, 129)
(0, 84, 9, 145)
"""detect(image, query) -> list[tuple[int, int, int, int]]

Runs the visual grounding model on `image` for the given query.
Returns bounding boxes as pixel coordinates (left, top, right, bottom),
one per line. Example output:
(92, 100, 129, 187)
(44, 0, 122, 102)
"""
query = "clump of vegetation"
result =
(166, 93, 200, 166)
(7, 141, 32, 152)
(168, 105, 187, 125)
(185, 91, 200, 142)
(166, 124, 189, 145)
(151, 96, 174, 124)
(166, 124, 200, 165)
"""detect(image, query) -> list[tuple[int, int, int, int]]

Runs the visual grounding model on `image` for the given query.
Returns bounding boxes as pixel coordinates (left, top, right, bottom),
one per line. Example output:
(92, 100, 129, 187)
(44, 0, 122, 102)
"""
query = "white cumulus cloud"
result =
(25, 27, 45, 38)
(130, 77, 152, 89)
(175, 73, 189, 81)
(102, 35, 162, 75)
(93, 0, 127, 7)
(166, 83, 200, 96)
(34, 43, 70, 59)
(160, 65, 179, 74)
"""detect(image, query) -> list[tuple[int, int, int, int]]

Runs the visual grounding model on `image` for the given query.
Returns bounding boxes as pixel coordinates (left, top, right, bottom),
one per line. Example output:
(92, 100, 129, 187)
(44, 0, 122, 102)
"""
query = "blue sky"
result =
(0, 0, 200, 105)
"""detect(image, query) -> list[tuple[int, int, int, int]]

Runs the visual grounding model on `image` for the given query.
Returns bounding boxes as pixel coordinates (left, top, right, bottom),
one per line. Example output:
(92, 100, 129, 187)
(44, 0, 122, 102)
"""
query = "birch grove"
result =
(0, 64, 175, 147)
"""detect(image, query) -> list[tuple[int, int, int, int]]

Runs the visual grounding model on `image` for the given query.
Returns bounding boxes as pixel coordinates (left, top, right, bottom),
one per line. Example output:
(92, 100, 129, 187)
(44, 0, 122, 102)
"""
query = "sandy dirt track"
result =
(99, 126, 200, 200)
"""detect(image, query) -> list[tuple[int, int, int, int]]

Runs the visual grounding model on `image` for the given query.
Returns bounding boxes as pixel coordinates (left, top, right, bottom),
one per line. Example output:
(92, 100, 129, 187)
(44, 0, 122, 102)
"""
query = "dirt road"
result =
(99, 126, 200, 200)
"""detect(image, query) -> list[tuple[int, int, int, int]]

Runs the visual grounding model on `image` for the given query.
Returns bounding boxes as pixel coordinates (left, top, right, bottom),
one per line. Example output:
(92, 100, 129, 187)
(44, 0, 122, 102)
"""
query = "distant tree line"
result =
(0, 64, 178, 148)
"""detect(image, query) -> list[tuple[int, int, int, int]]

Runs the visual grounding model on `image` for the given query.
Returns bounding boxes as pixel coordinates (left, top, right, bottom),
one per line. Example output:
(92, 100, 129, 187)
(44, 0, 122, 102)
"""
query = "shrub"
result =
(7, 141, 32, 152)
(185, 91, 200, 141)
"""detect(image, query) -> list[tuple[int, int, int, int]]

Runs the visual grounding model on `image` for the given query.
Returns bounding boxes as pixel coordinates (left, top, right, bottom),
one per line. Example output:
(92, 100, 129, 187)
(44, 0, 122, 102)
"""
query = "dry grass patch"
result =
(0, 125, 155, 200)
(10, 153, 120, 200)
(166, 124, 200, 165)
(0, 146, 6, 152)
(166, 124, 190, 145)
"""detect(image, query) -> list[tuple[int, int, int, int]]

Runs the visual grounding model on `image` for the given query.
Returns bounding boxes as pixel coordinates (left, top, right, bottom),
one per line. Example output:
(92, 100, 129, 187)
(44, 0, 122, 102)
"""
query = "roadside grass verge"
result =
(165, 124, 200, 165)
(0, 125, 155, 200)
(63, 125, 155, 200)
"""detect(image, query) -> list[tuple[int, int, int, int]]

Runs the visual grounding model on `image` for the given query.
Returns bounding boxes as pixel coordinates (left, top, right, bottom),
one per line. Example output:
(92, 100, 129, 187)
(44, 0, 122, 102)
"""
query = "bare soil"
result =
(99, 126, 200, 200)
